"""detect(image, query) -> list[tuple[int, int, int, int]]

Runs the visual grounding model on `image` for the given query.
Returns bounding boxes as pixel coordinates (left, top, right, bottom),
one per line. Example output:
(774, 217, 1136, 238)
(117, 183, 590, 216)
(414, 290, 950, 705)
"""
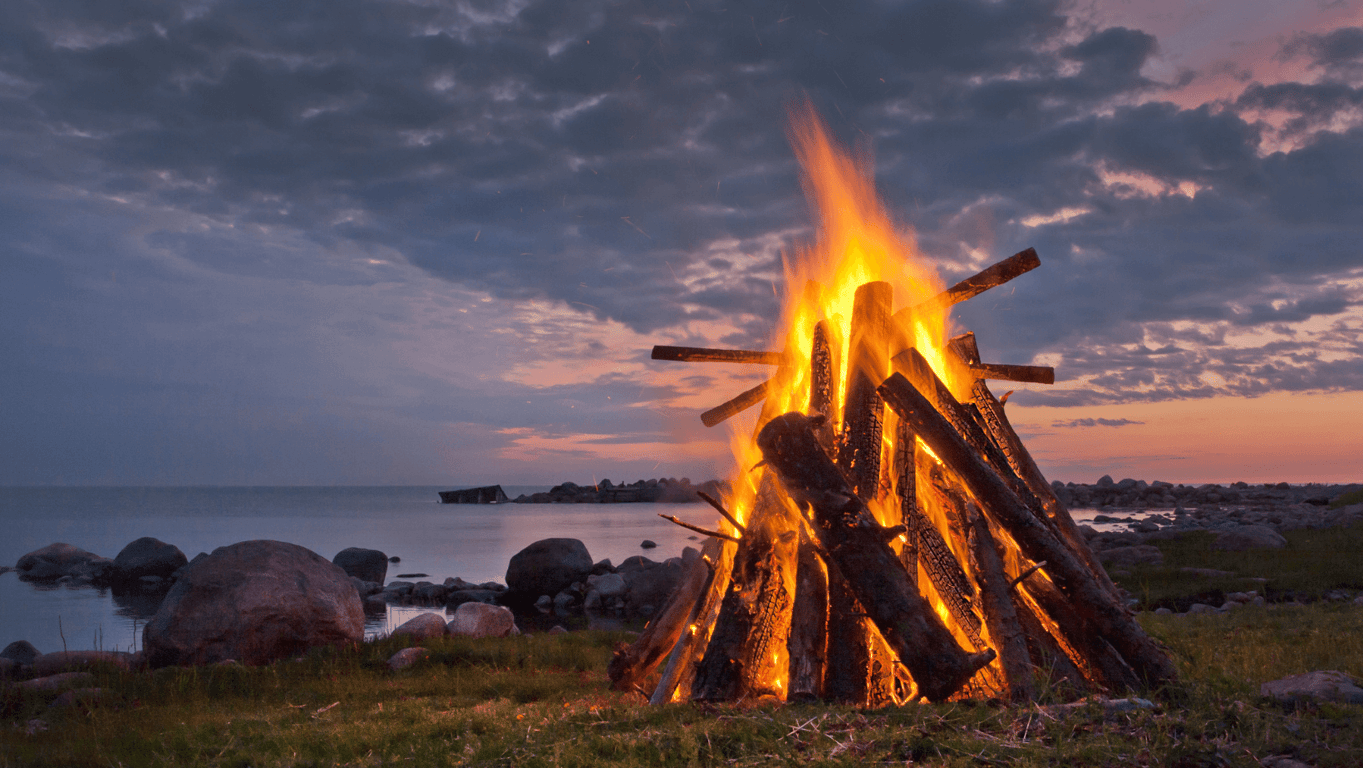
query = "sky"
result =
(2, 0, 1362, 487)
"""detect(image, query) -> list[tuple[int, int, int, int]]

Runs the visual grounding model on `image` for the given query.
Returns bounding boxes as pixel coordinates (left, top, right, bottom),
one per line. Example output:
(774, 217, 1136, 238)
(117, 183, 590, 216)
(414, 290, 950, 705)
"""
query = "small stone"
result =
(548, 625, 569, 635)
(389, 556, 401, 563)
(1154, 607, 1173, 615)
(1260, 670, 1363, 704)
(388, 647, 429, 671)
(1186, 603, 1215, 614)
(535, 594, 553, 610)
(640, 540, 657, 549)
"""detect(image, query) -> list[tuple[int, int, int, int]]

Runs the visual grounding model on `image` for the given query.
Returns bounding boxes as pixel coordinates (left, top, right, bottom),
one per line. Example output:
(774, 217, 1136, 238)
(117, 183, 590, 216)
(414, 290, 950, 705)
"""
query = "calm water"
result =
(0, 486, 708, 655)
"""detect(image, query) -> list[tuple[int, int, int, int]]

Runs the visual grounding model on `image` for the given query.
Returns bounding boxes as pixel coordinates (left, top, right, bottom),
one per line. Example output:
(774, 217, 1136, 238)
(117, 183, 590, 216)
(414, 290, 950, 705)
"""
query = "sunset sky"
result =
(3, 0, 1362, 487)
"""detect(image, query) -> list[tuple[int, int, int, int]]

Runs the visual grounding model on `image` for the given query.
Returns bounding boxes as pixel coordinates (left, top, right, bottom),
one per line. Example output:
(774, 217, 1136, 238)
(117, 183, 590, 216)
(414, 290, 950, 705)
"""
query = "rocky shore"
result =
(512, 476, 729, 504)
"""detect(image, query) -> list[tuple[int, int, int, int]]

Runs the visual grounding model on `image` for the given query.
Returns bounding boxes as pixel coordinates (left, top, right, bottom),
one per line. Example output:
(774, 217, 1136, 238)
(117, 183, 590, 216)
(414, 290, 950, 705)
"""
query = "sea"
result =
(0, 485, 1142, 656)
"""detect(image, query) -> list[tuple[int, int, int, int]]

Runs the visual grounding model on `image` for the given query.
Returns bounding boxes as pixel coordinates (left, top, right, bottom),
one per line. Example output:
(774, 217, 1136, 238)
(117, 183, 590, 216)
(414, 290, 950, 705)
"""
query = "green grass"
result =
(2, 608, 1362, 768)
(1111, 522, 1363, 610)
(1330, 489, 1363, 509)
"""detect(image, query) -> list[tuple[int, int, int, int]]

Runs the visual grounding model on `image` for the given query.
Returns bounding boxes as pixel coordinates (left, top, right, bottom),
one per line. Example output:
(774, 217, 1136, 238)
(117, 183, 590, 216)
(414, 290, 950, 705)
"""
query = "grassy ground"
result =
(4, 527, 1363, 767)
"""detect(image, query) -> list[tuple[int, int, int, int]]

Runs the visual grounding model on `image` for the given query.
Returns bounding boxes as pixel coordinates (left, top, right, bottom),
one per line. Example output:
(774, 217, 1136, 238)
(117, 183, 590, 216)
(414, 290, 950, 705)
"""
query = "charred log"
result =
(652, 346, 786, 365)
(967, 511, 1036, 702)
(701, 379, 772, 428)
(786, 532, 829, 702)
(610, 540, 718, 692)
(969, 363, 1055, 385)
(878, 372, 1177, 688)
(756, 411, 996, 703)
(838, 281, 892, 501)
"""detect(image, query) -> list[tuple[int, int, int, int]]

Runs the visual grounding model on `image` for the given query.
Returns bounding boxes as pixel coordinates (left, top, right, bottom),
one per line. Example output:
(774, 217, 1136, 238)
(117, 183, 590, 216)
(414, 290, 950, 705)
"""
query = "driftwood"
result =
(693, 478, 800, 701)
(878, 372, 1178, 687)
(967, 511, 1036, 702)
(652, 346, 785, 365)
(786, 532, 828, 701)
(609, 541, 719, 692)
(756, 412, 996, 702)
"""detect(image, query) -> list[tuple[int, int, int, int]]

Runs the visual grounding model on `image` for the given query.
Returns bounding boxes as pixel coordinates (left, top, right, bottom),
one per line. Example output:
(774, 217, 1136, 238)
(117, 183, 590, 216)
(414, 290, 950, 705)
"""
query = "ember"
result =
(611, 105, 1175, 705)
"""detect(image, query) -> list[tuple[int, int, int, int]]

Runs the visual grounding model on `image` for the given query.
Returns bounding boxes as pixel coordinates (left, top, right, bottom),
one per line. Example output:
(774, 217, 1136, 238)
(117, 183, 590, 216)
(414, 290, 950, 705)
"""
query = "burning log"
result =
(609, 540, 720, 692)
(878, 372, 1178, 687)
(652, 346, 786, 365)
(894, 248, 1040, 327)
(1020, 577, 1141, 692)
(693, 477, 800, 701)
(652, 538, 737, 703)
(838, 282, 892, 500)
(756, 411, 996, 703)
(966, 511, 1036, 702)
(808, 319, 840, 450)
(786, 531, 829, 701)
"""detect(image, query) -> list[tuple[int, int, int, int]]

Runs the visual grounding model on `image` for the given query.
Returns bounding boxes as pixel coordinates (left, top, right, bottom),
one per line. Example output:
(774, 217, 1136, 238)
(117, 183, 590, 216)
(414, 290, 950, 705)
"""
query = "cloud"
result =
(1051, 418, 1144, 428)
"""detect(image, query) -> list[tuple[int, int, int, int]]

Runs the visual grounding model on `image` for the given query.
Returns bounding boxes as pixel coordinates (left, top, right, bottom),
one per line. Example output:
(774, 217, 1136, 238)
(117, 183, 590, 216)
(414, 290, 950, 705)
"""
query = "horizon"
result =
(3, 1, 1362, 488)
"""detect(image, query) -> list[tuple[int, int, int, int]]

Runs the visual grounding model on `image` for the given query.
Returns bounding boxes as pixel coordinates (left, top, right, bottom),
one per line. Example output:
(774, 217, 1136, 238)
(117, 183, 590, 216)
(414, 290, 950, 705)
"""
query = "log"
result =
(892, 248, 1040, 326)
(967, 510, 1036, 702)
(808, 319, 840, 450)
(916, 463, 985, 646)
(1011, 589, 1091, 696)
(701, 379, 771, 428)
(877, 373, 1178, 688)
(1021, 577, 1141, 692)
(650, 558, 718, 704)
(970, 363, 1055, 385)
(609, 541, 718, 692)
(692, 477, 801, 701)
(786, 532, 828, 702)
(652, 345, 785, 365)
(756, 412, 996, 703)
(839, 282, 892, 501)
(892, 419, 918, 586)
(658, 538, 737, 702)
(968, 377, 1121, 601)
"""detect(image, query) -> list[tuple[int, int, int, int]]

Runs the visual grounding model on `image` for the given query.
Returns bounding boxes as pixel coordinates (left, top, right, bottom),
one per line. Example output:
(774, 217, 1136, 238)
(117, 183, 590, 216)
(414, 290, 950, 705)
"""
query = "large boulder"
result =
(142, 540, 364, 667)
(1213, 524, 1287, 551)
(15, 543, 113, 584)
(390, 612, 449, 641)
(1097, 545, 1164, 568)
(447, 603, 519, 638)
(332, 547, 388, 584)
(1261, 670, 1363, 704)
(624, 557, 685, 616)
(113, 537, 188, 584)
(505, 538, 593, 600)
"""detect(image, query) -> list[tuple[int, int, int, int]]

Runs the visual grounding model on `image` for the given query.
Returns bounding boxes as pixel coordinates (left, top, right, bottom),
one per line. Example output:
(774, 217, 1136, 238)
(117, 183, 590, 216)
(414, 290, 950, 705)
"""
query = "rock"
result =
(624, 559, 684, 616)
(15, 543, 114, 584)
(34, 651, 132, 676)
(350, 578, 383, 597)
(143, 540, 364, 667)
(552, 591, 575, 609)
(505, 539, 593, 600)
(446, 603, 519, 638)
(445, 589, 501, 607)
(332, 548, 388, 584)
(0, 658, 14, 678)
(389, 555, 401, 563)
(388, 647, 429, 671)
(1186, 603, 1215, 614)
(590, 572, 627, 598)
(390, 613, 448, 640)
(1179, 567, 1238, 578)
(1260, 757, 1312, 768)
(49, 687, 107, 710)
(1, 640, 40, 666)
(640, 540, 657, 549)
(534, 595, 552, 610)
(1260, 670, 1363, 704)
(616, 555, 658, 573)
(548, 625, 569, 635)
(1097, 474, 1114, 487)
(1213, 525, 1287, 551)
(396, 573, 429, 579)
(1154, 607, 1173, 615)
(412, 582, 449, 604)
(17, 671, 94, 691)
(591, 559, 615, 575)
(112, 537, 188, 584)
(1097, 545, 1164, 567)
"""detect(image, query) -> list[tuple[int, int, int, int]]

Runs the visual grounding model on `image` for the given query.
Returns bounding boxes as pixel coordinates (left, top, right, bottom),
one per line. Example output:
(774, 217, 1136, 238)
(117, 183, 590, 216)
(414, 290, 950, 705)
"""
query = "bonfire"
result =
(610, 105, 1175, 706)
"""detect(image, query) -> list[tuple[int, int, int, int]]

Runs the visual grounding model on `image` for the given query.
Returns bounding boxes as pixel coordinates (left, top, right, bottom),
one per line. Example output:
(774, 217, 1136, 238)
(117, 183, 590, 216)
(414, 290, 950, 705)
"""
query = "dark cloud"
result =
(3, 0, 1363, 482)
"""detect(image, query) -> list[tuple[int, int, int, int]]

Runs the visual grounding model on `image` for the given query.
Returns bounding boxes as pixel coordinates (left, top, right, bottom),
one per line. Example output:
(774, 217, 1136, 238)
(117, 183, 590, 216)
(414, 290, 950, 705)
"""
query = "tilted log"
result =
(967, 511, 1036, 702)
(892, 419, 919, 585)
(693, 478, 801, 701)
(1021, 577, 1141, 692)
(878, 372, 1177, 688)
(1011, 588, 1092, 696)
(610, 540, 717, 692)
(892, 248, 1040, 329)
(655, 538, 737, 703)
(970, 363, 1055, 385)
(917, 463, 986, 648)
(652, 345, 786, 365)
(756, 412, 996, 703)
(969, 377, 1121, 601)
(786, 531, 829, 702)
(808, 319, 840, 450)
(700, 379, 772, 428)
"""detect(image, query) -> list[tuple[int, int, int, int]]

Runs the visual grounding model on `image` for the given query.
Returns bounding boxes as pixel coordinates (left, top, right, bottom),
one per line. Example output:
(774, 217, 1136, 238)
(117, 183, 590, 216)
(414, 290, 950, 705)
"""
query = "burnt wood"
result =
(756, 412, 996, 703)
(652, 345, 786, 365)
(893, 248, 1041, 327)
(968, 511, 1037, 702)
(808, 319, 839, 450)
(693, 478, 801, 701)
(701, 379, 771, 428)
(786, 532, 829, 702)
(661, 537, 737, 703)
(970, 363, 1055, 385)
(877, 372, 1178, 688)
(839, 281, 892, 501)
(609, 541, 717, 692)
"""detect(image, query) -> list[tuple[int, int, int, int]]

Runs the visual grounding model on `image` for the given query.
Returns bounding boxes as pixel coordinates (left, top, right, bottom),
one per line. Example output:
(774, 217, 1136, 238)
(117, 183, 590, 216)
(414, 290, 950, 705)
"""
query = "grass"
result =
(1330, 489, 1363, 509)
(5, 525, 1363, 767)
(1111, 521, 1363, 610)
